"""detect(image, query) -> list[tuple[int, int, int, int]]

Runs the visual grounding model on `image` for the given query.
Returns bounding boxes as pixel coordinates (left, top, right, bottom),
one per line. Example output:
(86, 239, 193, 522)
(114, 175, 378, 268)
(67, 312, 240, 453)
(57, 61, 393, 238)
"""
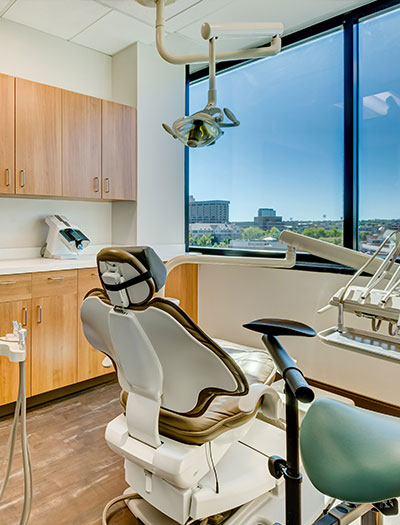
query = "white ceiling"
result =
(0, 0, 376, 57)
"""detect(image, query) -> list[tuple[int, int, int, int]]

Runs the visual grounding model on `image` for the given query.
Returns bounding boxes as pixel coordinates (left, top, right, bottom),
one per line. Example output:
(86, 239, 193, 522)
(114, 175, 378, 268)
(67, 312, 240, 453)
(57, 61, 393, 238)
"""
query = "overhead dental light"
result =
(136, 0, 284, 148)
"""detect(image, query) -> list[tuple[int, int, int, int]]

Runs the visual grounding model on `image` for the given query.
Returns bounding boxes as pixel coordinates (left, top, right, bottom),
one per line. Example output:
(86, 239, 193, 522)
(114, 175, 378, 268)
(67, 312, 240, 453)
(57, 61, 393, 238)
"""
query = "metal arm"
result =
(155, 0, 282, 65)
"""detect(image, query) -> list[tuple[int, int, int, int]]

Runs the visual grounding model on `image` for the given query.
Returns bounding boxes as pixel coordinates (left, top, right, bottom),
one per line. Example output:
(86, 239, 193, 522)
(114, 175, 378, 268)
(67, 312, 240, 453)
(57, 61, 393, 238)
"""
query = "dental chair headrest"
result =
(97, 247, 167, 308)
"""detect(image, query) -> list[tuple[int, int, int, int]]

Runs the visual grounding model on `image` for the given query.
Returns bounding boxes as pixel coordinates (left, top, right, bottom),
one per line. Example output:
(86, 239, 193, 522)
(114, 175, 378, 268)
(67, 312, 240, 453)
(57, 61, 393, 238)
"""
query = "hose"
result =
(0, 360, 32, 525)
(101, 493, 141, 525)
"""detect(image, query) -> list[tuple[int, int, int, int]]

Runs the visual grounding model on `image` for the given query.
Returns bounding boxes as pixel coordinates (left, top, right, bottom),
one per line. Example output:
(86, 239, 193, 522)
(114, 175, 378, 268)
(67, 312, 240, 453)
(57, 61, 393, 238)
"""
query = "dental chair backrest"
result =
(81, 247, 249, 447)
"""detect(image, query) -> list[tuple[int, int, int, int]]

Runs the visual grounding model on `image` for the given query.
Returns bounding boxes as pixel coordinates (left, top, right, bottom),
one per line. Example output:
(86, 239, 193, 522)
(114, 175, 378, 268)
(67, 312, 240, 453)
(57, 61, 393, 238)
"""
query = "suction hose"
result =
(0, 359, 32, 524)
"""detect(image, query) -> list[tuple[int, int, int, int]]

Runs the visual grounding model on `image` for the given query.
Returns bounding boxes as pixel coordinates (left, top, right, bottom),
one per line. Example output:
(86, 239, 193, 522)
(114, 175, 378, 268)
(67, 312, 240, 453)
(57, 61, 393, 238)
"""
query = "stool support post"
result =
(285, 386, 302, 525)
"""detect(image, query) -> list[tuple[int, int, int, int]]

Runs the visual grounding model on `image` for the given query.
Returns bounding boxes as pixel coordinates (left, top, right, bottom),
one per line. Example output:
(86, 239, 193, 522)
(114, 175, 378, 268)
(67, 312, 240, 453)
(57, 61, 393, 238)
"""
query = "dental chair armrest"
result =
(238, 384, 282, 419)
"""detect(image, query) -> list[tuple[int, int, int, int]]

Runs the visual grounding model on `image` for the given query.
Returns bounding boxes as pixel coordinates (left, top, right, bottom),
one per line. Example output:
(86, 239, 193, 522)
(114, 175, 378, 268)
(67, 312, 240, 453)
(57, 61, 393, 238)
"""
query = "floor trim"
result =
(308, 378, 400, 417)
(0, 373, 117, 419)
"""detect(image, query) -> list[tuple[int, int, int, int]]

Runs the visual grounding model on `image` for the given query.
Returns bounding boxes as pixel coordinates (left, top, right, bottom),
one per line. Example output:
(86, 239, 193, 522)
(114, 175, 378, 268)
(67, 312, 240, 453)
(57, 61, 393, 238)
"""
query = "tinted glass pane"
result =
(189, 31, 344, 251)
(359, 8, 400, 253)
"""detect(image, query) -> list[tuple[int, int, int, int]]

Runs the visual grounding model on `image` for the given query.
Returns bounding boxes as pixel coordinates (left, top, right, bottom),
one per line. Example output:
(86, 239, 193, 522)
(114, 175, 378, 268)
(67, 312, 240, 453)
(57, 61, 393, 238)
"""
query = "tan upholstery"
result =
(120, 342, 275, 445)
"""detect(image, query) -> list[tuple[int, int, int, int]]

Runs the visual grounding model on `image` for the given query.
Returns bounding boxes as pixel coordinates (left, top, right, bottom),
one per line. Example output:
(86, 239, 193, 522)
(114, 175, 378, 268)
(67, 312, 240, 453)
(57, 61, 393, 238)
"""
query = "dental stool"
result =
(301, 398, 400, 506)
(81, 247, 285, 524)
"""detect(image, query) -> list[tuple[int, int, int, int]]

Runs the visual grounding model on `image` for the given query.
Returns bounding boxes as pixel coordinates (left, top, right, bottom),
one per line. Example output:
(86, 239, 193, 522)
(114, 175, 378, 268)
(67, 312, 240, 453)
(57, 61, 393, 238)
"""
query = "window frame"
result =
(185, 0, 400, 270)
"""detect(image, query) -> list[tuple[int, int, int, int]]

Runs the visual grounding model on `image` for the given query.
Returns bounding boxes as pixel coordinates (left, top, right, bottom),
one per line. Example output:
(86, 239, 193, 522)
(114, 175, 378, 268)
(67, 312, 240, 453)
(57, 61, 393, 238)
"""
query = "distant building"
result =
(189, 196, 230, 224)
(189, 223, 240, 242)
(254, 208, 283, 230)
(230, 237, 286, 251)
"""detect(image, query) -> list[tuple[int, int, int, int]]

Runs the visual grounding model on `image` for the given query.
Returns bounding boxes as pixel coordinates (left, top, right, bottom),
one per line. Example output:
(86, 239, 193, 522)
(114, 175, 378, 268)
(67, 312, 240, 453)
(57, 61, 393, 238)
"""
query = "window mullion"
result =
(343, 18, 359, 250)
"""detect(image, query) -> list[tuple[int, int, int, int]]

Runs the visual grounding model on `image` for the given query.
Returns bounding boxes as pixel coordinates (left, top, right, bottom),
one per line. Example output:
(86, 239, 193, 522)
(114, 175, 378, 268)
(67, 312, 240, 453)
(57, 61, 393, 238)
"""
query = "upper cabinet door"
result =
(102, 100, 137, 201)
(0, 74, 15, 194)
(62, 91, 101, 199)
(15, 79, 62, 196)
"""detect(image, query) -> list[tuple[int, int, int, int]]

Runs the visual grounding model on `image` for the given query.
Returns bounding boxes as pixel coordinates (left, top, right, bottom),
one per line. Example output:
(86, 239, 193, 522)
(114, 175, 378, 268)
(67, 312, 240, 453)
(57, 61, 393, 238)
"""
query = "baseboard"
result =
(0, 373, 117, 419)
(308, 378, 400, 417)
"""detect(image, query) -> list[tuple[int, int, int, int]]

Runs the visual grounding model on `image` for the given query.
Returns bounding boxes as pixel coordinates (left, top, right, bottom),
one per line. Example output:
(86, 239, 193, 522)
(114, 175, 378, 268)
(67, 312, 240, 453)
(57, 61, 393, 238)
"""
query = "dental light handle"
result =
(0, 323, 32, 525)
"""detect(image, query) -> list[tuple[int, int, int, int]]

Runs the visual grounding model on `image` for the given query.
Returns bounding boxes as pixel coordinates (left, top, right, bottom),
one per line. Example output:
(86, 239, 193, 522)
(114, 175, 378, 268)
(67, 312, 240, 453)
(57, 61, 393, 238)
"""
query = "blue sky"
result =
(189, 7, 400, 223)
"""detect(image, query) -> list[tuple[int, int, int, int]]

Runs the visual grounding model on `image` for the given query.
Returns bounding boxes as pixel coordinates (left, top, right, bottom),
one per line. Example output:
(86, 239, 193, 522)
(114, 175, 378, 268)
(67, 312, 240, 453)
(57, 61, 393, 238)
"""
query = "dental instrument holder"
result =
(319, 231, 400, 361)
(42, 215, 90, 260)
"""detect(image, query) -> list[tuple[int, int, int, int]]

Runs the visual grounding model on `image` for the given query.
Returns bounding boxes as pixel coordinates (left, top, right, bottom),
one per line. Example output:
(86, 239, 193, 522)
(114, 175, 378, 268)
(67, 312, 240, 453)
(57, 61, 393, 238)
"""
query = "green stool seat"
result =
(300, 398, 400, 503)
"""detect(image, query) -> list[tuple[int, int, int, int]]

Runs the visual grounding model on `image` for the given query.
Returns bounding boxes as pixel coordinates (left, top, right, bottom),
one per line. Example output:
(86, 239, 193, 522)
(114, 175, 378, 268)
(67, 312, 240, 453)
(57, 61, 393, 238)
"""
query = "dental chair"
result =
(81, 246, 325, 524)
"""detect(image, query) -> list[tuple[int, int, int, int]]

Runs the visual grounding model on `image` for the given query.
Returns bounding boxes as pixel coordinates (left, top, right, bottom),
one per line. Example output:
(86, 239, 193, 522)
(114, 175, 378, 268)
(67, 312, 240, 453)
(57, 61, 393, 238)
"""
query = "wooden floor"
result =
(0, 382, 140, 525)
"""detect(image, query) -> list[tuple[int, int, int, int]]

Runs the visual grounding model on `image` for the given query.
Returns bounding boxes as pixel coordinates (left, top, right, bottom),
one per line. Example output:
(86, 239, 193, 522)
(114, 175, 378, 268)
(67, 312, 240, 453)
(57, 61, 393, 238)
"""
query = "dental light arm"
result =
(141, 0, 283, 147)
(153, 0, 283, 65)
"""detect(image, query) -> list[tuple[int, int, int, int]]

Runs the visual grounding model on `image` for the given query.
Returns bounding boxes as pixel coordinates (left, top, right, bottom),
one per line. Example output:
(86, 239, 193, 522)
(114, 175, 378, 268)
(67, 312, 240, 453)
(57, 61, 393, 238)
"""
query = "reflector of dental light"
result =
(163, 105, 240, 148)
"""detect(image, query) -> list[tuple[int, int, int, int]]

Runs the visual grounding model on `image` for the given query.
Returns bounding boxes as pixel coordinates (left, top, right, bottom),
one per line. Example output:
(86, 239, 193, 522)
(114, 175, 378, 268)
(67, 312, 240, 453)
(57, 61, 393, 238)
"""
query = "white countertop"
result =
(0, 255, 98, 275)
(0, 244, 187, 276)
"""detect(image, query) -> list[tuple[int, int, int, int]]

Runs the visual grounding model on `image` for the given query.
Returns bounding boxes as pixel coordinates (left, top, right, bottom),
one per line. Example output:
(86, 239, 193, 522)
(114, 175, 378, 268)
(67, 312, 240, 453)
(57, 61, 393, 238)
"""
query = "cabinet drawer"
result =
(0, 274, 32, 303)
(32, 270, 77, 298)
(78, 268, 101, 297)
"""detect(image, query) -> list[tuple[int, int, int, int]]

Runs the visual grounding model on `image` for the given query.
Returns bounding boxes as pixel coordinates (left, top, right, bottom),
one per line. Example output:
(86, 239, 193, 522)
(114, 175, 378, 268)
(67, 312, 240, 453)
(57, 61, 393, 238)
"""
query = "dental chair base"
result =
(106, 415, 325, 525)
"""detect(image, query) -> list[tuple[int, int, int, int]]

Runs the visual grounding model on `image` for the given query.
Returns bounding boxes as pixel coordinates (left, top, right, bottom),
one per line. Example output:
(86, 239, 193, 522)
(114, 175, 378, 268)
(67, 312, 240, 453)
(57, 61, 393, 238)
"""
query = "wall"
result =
(112, 42, 186, 253)
(198, 264, 400, 406)
(0, 18, 112, 99)
(0, 197, 112, 259)
(0, 18, 115, 255)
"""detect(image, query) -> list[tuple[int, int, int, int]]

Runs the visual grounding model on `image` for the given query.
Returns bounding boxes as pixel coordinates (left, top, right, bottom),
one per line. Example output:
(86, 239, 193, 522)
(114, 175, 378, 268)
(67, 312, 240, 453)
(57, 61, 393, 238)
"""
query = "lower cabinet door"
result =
(77, 268, 111, 381)
(31, 294, 77, 395)
(0, 300, 31, 405)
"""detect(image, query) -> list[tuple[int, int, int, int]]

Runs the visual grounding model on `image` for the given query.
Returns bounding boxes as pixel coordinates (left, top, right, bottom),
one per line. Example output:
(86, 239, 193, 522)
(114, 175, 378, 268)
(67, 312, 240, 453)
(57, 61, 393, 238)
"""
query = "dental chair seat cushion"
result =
(214, 339, 275, 385)
(301, 398, 400, 503)
(120, 341, 275, 446)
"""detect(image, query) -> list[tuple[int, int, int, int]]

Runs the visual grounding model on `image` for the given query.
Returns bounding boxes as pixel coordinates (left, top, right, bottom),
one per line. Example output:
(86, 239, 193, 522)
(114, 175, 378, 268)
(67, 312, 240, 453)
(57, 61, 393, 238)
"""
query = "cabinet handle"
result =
(20, 170, 25, 188)
(104, 178, 110, 194)
(91, 272, 99, 277)
(5, 168, 11, 187)
(22, 307, 28, 327)
(37, 305, 42, 324)
(48, 276, 65, 280)
(0, 281, 17, 285)
(93, 177, 100, 193)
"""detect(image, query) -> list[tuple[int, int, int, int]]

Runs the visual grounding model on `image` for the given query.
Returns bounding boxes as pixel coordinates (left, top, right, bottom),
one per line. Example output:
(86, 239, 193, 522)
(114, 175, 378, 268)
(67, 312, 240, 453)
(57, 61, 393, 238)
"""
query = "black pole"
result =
(285, 385, 302, 525)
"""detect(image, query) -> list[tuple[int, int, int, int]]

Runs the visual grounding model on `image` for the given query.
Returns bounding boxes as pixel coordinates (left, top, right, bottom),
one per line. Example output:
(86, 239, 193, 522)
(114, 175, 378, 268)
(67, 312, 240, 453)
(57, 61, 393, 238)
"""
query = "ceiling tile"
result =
(72, 10, 154, 55)
(0, 0, 15, 16)
(97, 0, 203, 26)
(166, 0, 232, 32)
(3, 0, 111, 40)
(178, 0, 373, 41)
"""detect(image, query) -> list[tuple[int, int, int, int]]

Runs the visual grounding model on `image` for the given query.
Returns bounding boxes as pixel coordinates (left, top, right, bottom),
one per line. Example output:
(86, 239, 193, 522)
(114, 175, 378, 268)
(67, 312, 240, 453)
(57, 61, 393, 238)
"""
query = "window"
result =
(189, 31, 344, 252)
(359, 7, 400, 254)
(187, 1, 400, 260)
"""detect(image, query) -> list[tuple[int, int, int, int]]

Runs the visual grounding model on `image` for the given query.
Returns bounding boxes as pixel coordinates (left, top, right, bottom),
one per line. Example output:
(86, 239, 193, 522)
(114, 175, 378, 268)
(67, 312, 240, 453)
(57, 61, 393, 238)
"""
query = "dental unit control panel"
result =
(42, 215, 90, 260)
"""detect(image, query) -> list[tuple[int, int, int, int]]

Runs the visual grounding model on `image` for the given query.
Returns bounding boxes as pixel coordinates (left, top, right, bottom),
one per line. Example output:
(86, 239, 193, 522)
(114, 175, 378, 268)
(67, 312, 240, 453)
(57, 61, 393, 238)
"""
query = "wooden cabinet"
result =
(165, 264, 198, 322)
(0, 300, 31, 405)
(15, 78, 62, 196)
(0, 74, 15, 195)
(62, 91, 102, 199)
(77, 268, 110, 381)
(102, 100, 137, 200)
(0, 75, 136, 201)
(31, 271, 78, 395)
(0, 273, 32, 303)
